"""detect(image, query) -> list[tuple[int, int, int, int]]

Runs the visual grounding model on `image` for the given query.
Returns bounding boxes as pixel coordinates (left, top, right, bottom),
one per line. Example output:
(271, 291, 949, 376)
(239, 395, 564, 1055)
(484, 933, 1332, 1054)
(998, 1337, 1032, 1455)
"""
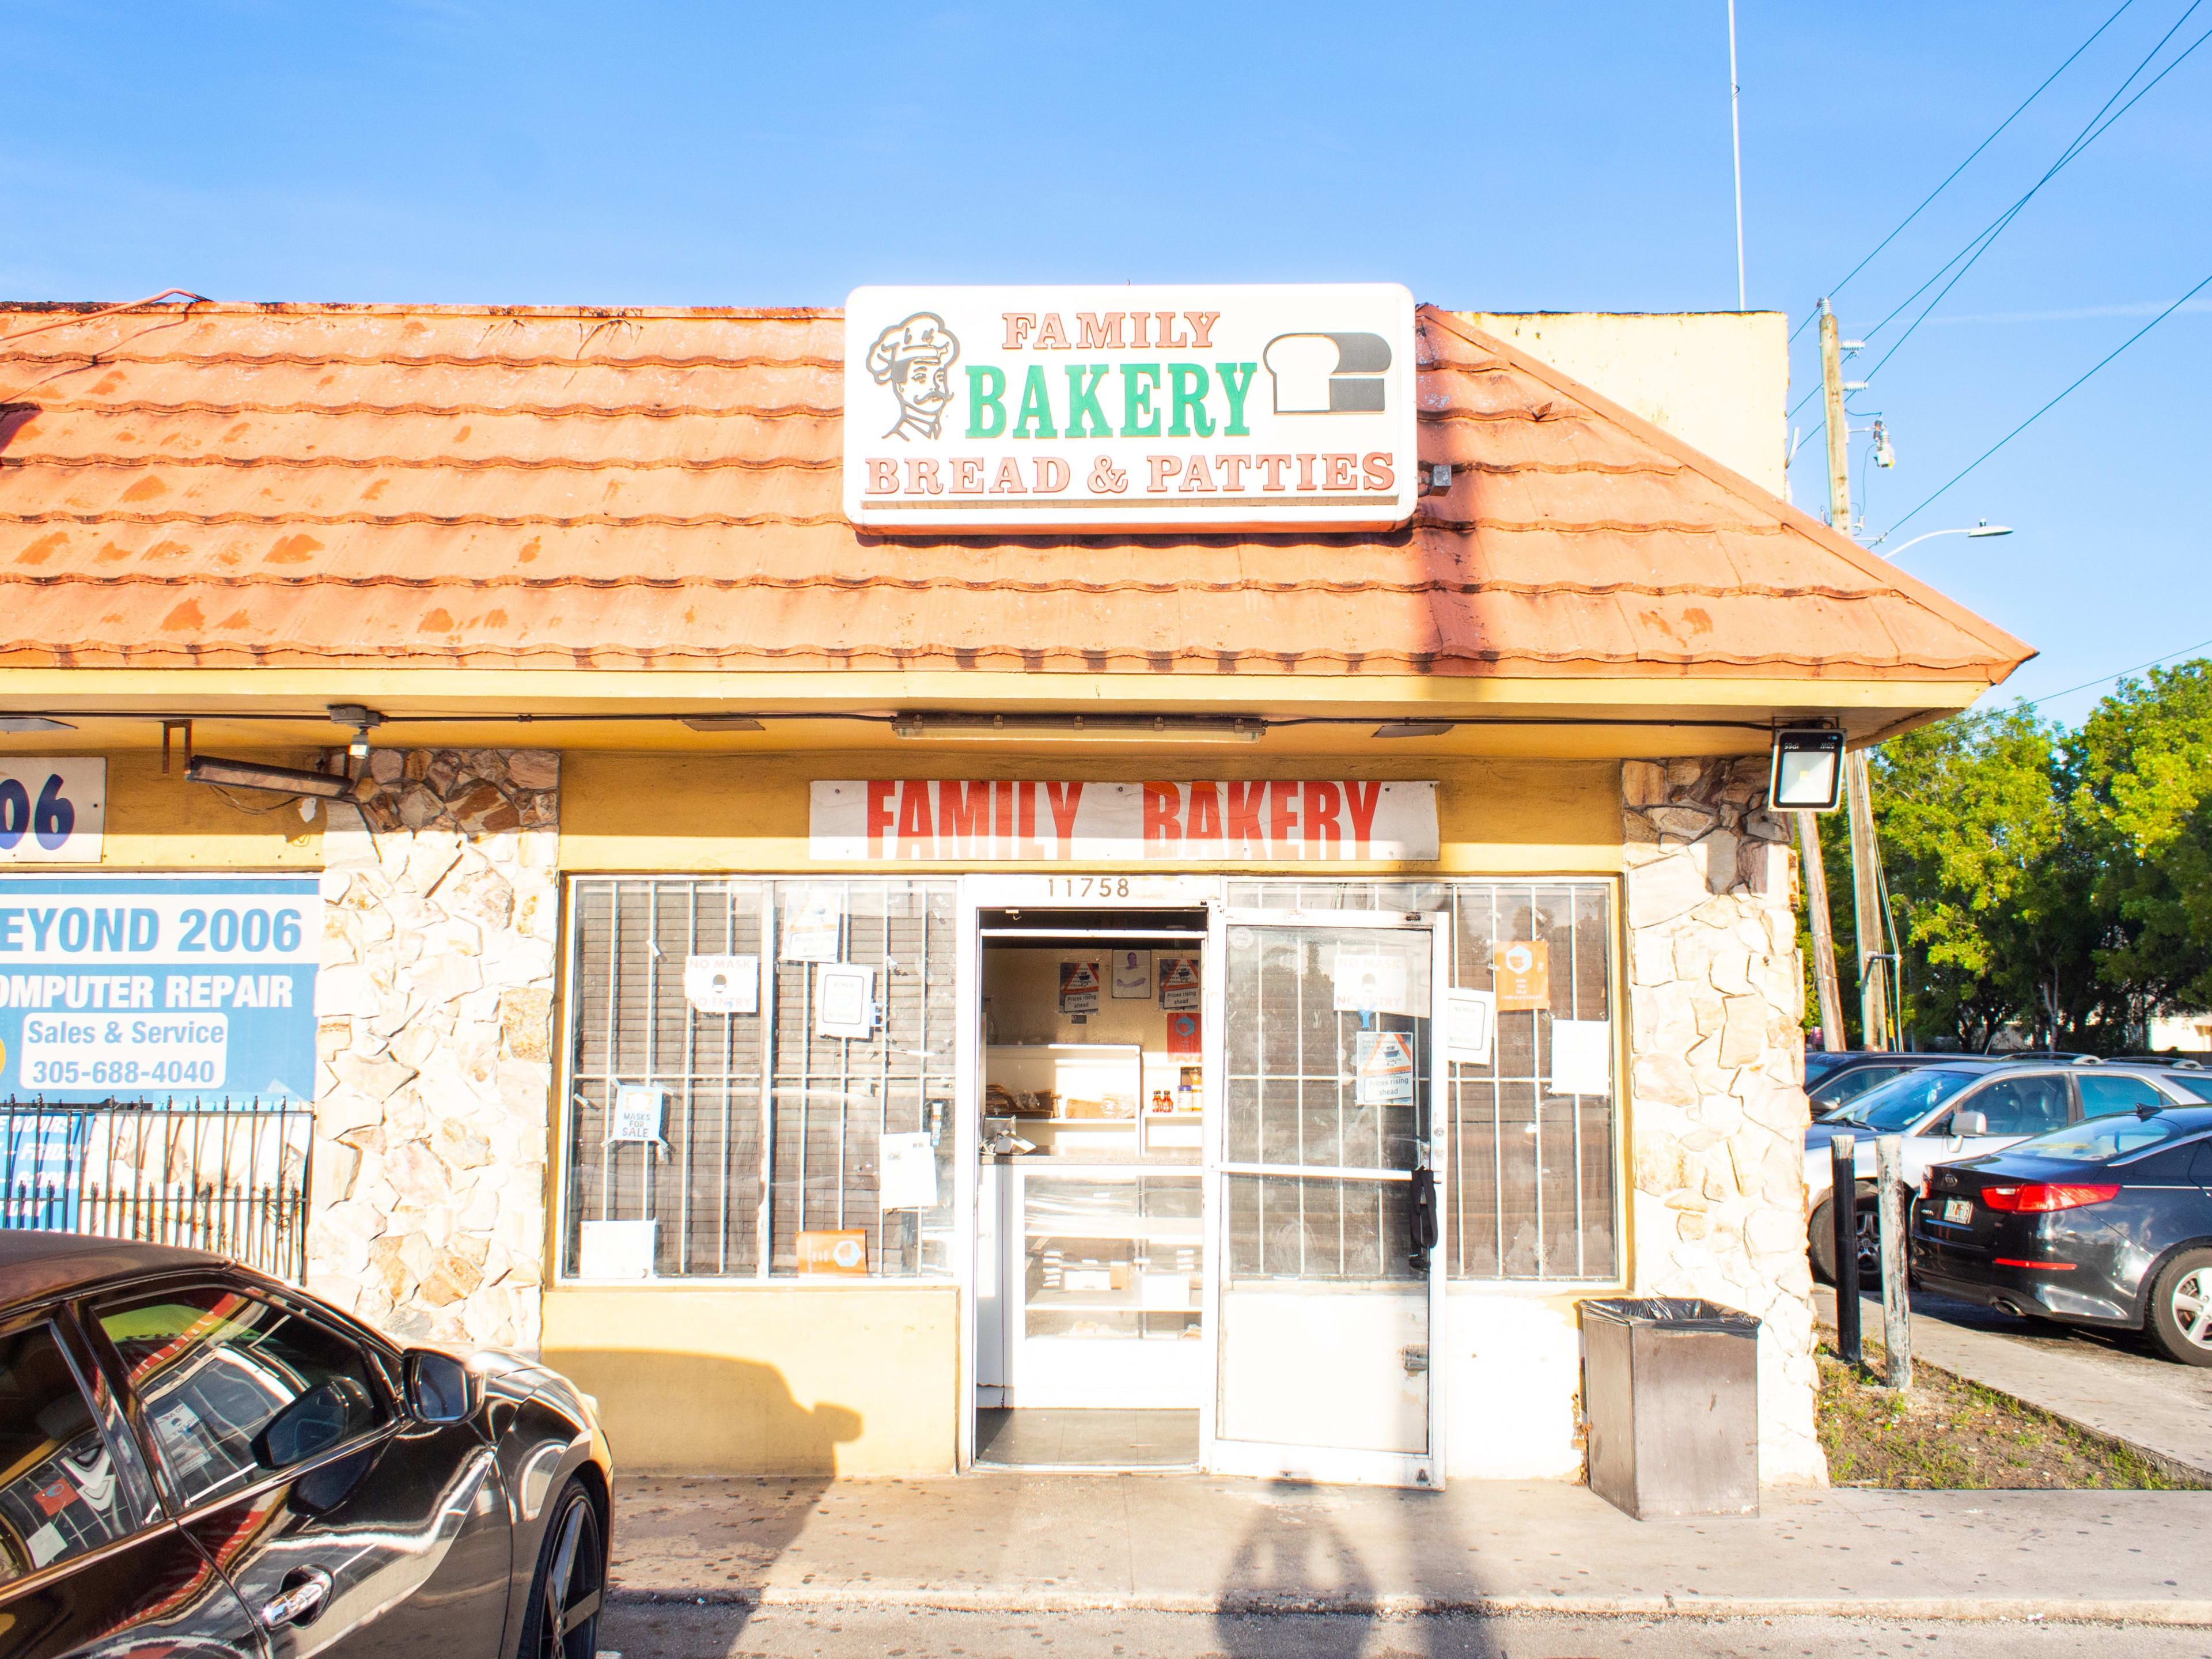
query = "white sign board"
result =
(1549, 1020, 1613, 1097)
(1445, 988, 1496, 1066)
(879, 1130, 940, 1211)
(0, 760, 104, 864)
(844, 284, 1418, 533)
(608, 1085, 667, 1147)
(810, 780, 1437, 862)
(683, 953, 758, 1015)
(815, 964, 878, 1039)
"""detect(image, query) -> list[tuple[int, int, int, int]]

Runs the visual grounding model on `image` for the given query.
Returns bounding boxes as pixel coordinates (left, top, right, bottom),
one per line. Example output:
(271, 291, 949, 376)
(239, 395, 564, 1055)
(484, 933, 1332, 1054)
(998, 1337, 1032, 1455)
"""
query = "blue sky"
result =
(3, 1, 2204, 728)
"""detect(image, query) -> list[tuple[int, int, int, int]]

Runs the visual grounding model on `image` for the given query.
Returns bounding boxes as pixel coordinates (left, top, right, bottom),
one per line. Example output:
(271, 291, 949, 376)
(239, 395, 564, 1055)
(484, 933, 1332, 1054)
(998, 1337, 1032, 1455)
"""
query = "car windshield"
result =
(1833, 1068, 1985, 1131)
(1804, 1052, 1851, 1084)
(2003, 1113, 2208, 1164)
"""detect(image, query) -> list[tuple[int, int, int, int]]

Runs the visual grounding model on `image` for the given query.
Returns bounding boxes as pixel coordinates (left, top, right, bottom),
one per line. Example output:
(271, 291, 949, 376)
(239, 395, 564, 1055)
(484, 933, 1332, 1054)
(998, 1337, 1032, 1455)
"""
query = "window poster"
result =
(1157, 955, 1200, 1010)
(1058, 959, 1101, 1014)
(1353, 1030, 1416, 1105)
(1331, 949, 1414, 1016)
(1166, 1009, 1202, 1056)
(683, 953, 759, 1015)
(780, 885, 844, 963)
(1110, 949, 1153, 999)
(1549, 1020, 1612, 1096)
(1491, 940, 1551, 1012)
(0, 874, 318, 1106)
(796, 1230, 870, 1275)
(878, 1130, 940, 1211)
(607, 1085, 668, 1147)
(1445, 988, 1496, 1066)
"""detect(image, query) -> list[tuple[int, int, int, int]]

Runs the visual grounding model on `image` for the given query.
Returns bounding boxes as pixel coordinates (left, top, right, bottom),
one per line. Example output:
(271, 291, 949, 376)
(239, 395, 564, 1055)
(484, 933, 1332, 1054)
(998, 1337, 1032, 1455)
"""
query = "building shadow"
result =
(536, 1350, 860, 1648)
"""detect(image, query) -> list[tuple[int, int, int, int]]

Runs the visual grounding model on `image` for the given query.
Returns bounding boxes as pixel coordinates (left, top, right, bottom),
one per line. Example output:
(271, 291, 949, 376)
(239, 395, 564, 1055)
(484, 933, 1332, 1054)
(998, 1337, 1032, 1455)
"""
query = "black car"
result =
(1912, 1104, 2212, 1366)
(0, 1233, 613, 1657)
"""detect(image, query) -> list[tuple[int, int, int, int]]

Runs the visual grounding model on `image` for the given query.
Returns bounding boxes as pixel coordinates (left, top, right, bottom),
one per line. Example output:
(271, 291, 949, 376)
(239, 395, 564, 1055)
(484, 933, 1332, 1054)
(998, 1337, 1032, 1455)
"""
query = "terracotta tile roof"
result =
(0, 300, 2032, 684)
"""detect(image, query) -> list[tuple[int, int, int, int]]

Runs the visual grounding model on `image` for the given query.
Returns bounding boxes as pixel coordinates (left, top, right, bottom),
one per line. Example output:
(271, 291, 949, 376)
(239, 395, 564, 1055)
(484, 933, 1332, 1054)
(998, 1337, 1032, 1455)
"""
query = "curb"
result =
(609, 1586, 2212, 1626)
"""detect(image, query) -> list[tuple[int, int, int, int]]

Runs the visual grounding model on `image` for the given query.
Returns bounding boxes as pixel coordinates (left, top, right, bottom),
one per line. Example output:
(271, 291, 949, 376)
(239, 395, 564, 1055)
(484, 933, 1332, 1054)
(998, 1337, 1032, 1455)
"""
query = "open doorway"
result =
(974, 906, 1207, 1469)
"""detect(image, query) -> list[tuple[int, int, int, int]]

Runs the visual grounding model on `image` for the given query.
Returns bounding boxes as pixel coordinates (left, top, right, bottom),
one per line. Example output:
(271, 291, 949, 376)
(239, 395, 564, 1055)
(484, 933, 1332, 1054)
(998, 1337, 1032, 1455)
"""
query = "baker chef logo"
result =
(1501, 942, 1536, 977)
(830, 1236, 865, 1270)
(1263, 331, 1392, 414)
(867, 313, 960, 442)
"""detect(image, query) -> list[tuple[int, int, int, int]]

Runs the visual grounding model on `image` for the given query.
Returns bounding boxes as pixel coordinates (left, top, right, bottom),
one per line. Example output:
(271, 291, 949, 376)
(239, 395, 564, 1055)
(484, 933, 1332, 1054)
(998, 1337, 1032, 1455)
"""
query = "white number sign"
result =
(0, 760, 104, 863)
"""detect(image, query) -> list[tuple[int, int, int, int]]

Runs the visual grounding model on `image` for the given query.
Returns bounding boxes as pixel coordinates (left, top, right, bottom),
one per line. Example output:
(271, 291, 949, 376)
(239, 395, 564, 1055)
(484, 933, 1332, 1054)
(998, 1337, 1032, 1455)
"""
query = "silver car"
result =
(1804, 1059, 2212, 1280)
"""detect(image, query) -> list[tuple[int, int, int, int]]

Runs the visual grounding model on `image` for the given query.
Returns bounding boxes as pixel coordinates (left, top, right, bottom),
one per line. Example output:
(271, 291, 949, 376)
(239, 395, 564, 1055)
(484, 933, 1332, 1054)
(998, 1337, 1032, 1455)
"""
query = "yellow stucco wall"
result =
(0, 748, 328, 868)
(540, 1286, 960, 1476)
(558, 751, 1623, 875)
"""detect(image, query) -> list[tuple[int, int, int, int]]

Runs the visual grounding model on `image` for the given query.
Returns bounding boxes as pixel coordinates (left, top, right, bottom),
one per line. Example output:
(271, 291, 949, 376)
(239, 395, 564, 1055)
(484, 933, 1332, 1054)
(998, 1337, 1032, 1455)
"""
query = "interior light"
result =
(0, 716, 77, 733)
(1768, 728, 1844, 812)
(680, 715, 768, 732)
(1372, 721, 1455, 738)
(891, 713, 1264, 743)
(185, 756, 359, 800)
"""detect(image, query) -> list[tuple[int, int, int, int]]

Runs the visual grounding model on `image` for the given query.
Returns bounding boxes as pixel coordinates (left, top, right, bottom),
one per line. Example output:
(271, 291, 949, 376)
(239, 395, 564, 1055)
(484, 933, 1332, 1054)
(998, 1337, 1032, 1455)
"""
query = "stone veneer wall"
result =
(306, 749, 559, 1351)
(1621, 755, 1826, 1485)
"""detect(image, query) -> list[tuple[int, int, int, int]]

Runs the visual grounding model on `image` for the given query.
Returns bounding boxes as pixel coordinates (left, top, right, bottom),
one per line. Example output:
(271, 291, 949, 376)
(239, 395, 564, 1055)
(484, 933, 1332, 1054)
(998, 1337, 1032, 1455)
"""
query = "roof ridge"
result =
(1416, 305, 2037, 680)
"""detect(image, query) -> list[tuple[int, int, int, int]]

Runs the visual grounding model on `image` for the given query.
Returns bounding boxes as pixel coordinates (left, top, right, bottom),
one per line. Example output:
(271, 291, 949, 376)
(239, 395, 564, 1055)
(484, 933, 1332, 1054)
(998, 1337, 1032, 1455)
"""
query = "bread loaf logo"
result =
(1262, 332, 1392, 414)
(867, 313, 961, 442)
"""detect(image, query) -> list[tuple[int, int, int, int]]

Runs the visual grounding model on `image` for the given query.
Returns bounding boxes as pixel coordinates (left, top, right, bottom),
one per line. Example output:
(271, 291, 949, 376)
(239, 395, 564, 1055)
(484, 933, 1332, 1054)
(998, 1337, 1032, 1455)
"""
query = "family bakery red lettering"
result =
(838, 779, 1418, 861)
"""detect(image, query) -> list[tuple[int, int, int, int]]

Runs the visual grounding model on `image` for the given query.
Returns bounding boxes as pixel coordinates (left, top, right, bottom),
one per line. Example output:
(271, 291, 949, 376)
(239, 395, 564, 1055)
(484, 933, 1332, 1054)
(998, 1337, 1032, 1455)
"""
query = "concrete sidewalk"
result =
(610, 1474, 2212, 1625)
(1815, 1285, 2212, 1483)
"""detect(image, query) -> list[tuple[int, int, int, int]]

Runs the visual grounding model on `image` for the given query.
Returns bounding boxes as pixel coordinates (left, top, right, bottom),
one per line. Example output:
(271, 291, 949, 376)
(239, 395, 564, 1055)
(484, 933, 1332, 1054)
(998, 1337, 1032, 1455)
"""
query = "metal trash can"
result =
(1580, 1297, 1760, 1519)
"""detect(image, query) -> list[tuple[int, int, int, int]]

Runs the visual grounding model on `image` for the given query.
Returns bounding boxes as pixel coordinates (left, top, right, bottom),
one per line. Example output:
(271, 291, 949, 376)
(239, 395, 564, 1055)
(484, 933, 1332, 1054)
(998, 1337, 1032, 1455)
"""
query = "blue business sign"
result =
(0, 876, 319, 1106)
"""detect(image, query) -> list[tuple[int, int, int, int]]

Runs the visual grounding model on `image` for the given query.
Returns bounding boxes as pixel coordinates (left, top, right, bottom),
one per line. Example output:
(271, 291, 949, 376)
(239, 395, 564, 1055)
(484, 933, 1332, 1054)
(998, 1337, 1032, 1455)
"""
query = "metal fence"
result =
(0, 1101, 313, 1281)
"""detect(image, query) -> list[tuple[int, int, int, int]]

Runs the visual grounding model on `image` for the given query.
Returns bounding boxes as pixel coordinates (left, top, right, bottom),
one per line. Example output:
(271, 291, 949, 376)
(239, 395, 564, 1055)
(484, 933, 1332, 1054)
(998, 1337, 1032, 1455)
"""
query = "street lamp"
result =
(1872, 520, 2014, 559)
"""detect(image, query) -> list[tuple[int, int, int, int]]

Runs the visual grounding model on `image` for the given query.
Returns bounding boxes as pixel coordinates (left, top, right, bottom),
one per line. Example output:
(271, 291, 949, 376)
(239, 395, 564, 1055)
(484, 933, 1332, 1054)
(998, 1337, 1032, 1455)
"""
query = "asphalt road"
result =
(601, 1603, 2212, 1658)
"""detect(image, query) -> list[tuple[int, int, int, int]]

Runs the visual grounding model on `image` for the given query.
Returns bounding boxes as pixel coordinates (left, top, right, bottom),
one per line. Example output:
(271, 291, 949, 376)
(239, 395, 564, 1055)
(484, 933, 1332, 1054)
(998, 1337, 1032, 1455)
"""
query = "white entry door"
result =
(1200, 908, 1447, 1488)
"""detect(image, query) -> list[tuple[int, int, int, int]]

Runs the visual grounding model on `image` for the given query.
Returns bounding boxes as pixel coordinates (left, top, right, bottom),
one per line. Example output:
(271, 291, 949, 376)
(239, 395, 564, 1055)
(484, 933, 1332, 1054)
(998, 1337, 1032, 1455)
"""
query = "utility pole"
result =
(1819, 298, 1893, 1051)
(1798, 813, 1846, 1051)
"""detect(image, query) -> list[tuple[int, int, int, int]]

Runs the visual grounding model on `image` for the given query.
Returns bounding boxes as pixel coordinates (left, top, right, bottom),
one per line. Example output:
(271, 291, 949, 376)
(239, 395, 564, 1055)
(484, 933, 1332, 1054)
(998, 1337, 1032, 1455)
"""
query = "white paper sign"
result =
(683, 954, 758, 1015)
(0, 760, 105, 864)
(579, 1219, 658, 1279)
(1332, 950, 1414, 1016)
(781, 886, 844, 962)
(809, 779, 1438, 862)
(1445, 988, 1496, 1066)
(844, 283, 1417, 533)
(1157, 955, 1200, 1010)
(608, 1085, 666, 1146)
(1550, 1020, 1613, 1096)
(816, 964, 877, 1039)
(1110, 949, 1153, 999)
(879, 1130, 940, 1211)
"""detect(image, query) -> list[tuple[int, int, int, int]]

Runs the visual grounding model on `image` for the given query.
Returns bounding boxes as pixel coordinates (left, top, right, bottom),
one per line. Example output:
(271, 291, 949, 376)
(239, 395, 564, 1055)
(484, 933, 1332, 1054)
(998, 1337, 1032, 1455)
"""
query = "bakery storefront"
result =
(0, 287, 2030, 1487)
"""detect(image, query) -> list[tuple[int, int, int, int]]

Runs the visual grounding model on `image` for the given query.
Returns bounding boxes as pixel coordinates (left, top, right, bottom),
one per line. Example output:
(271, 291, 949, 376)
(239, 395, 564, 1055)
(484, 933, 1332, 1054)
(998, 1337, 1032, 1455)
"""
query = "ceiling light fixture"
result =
(1371, 720, 1455, 738)
(891, 713, 1264, 744)
(0, 715, 76, 733)
(185, 756, 359, 800)
(680, 715, 769, 732)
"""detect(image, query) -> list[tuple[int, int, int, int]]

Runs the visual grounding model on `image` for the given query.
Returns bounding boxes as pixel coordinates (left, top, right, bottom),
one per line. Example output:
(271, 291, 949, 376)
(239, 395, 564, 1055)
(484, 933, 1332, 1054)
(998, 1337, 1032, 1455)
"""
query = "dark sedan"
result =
(0, 1232, 612, 1658)
(1912, 1105, 2212, 1366)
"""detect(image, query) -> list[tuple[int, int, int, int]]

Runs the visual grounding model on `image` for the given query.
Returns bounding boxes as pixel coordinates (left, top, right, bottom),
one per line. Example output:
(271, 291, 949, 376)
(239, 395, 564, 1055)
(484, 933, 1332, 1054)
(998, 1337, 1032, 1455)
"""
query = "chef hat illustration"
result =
(1263, 331, 1392, 414)
(868, 313, 960, 384)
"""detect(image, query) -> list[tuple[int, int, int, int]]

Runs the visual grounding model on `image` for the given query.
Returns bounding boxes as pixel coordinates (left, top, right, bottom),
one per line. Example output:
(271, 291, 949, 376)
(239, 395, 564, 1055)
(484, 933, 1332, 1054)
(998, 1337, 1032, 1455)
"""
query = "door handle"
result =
(1408, 1167, 1438, 1270)
(261, 1567, 334, 1628)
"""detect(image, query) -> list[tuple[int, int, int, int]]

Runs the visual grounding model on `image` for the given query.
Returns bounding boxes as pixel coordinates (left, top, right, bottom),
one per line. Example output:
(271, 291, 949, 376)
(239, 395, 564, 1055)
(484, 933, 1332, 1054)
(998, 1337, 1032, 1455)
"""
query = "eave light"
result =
(1768, 728, 1844, 812)
(891, 713, 1264, 743)
(185, 756, 359, 800)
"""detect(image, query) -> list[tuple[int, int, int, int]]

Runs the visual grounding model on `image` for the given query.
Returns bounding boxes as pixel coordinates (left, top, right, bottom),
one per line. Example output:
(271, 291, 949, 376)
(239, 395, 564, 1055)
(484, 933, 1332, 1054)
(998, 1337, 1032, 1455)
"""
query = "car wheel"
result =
(1807, 1188, 1881, 1285)
(518, 1477, 605, 1659)
(2147, 1250, 2212, 1368)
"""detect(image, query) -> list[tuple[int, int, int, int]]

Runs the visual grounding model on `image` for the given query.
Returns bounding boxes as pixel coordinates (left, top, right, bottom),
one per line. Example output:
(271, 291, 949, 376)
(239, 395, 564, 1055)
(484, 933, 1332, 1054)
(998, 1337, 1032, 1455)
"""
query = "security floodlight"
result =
(186, 756, 358, 800)
(1768, 729, 1844, 812)
(1372, 721, 1455, 738)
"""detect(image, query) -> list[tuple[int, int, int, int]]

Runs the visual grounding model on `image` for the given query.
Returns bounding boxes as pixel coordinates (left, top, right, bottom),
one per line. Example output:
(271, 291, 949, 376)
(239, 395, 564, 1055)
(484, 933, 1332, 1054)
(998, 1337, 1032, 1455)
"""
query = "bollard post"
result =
(1876, 1134, 1912, 1392)
(1831, 1132, 1861, 1368)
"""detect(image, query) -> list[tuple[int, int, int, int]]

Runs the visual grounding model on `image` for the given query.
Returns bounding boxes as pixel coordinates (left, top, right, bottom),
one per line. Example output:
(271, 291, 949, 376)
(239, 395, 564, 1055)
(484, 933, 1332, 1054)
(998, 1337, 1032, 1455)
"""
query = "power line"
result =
(1786, 0, 2138, 345)
(1878, 266, 2212, 537)
(2027, 637, 2212, 707)
(1785, 1, 2206, 424)
(1859, 6, 2212, 381)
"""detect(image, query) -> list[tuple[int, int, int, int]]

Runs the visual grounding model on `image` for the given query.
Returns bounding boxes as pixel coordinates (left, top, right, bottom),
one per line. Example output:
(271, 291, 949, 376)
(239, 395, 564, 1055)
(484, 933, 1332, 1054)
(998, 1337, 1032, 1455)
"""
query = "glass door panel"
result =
(1205, 913, 1445, 1488)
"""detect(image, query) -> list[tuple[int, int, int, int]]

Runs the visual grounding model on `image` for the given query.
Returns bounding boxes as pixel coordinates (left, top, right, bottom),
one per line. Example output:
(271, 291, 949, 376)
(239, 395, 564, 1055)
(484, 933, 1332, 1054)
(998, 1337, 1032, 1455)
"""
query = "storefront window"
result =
(562, 877, 957, 1279)
(1226, 880, 1620, 1282)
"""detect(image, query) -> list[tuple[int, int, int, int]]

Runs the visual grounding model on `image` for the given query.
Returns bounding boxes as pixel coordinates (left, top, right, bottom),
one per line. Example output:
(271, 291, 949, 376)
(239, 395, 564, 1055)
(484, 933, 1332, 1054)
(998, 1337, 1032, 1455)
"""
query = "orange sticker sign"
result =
(795, 1230, 869, 1276)
(1491, 940, 1551, 1012)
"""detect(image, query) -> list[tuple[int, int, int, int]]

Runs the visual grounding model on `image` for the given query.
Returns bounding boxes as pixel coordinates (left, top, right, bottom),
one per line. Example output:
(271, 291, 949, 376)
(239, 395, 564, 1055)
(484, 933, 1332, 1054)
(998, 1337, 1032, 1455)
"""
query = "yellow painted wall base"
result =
(540, 1286, 960, 1477)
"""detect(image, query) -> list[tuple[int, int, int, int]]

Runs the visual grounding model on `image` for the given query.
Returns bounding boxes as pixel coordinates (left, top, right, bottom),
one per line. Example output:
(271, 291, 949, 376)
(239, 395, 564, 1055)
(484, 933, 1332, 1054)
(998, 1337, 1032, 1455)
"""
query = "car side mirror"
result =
(404, 1349, 479, 1425)
(1952, 1109, 1988, 1137)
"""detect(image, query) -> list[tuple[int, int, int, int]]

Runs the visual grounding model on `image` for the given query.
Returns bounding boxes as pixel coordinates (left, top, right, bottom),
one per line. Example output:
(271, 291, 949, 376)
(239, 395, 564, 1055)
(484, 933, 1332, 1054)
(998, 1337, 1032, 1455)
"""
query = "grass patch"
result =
(1816, 1334, 2186, 1490)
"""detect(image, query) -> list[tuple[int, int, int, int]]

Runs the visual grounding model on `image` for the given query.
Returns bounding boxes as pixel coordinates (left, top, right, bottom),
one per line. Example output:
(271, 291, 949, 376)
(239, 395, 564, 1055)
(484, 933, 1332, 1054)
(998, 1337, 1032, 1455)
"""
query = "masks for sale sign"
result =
(844, 285, 1418, 532)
